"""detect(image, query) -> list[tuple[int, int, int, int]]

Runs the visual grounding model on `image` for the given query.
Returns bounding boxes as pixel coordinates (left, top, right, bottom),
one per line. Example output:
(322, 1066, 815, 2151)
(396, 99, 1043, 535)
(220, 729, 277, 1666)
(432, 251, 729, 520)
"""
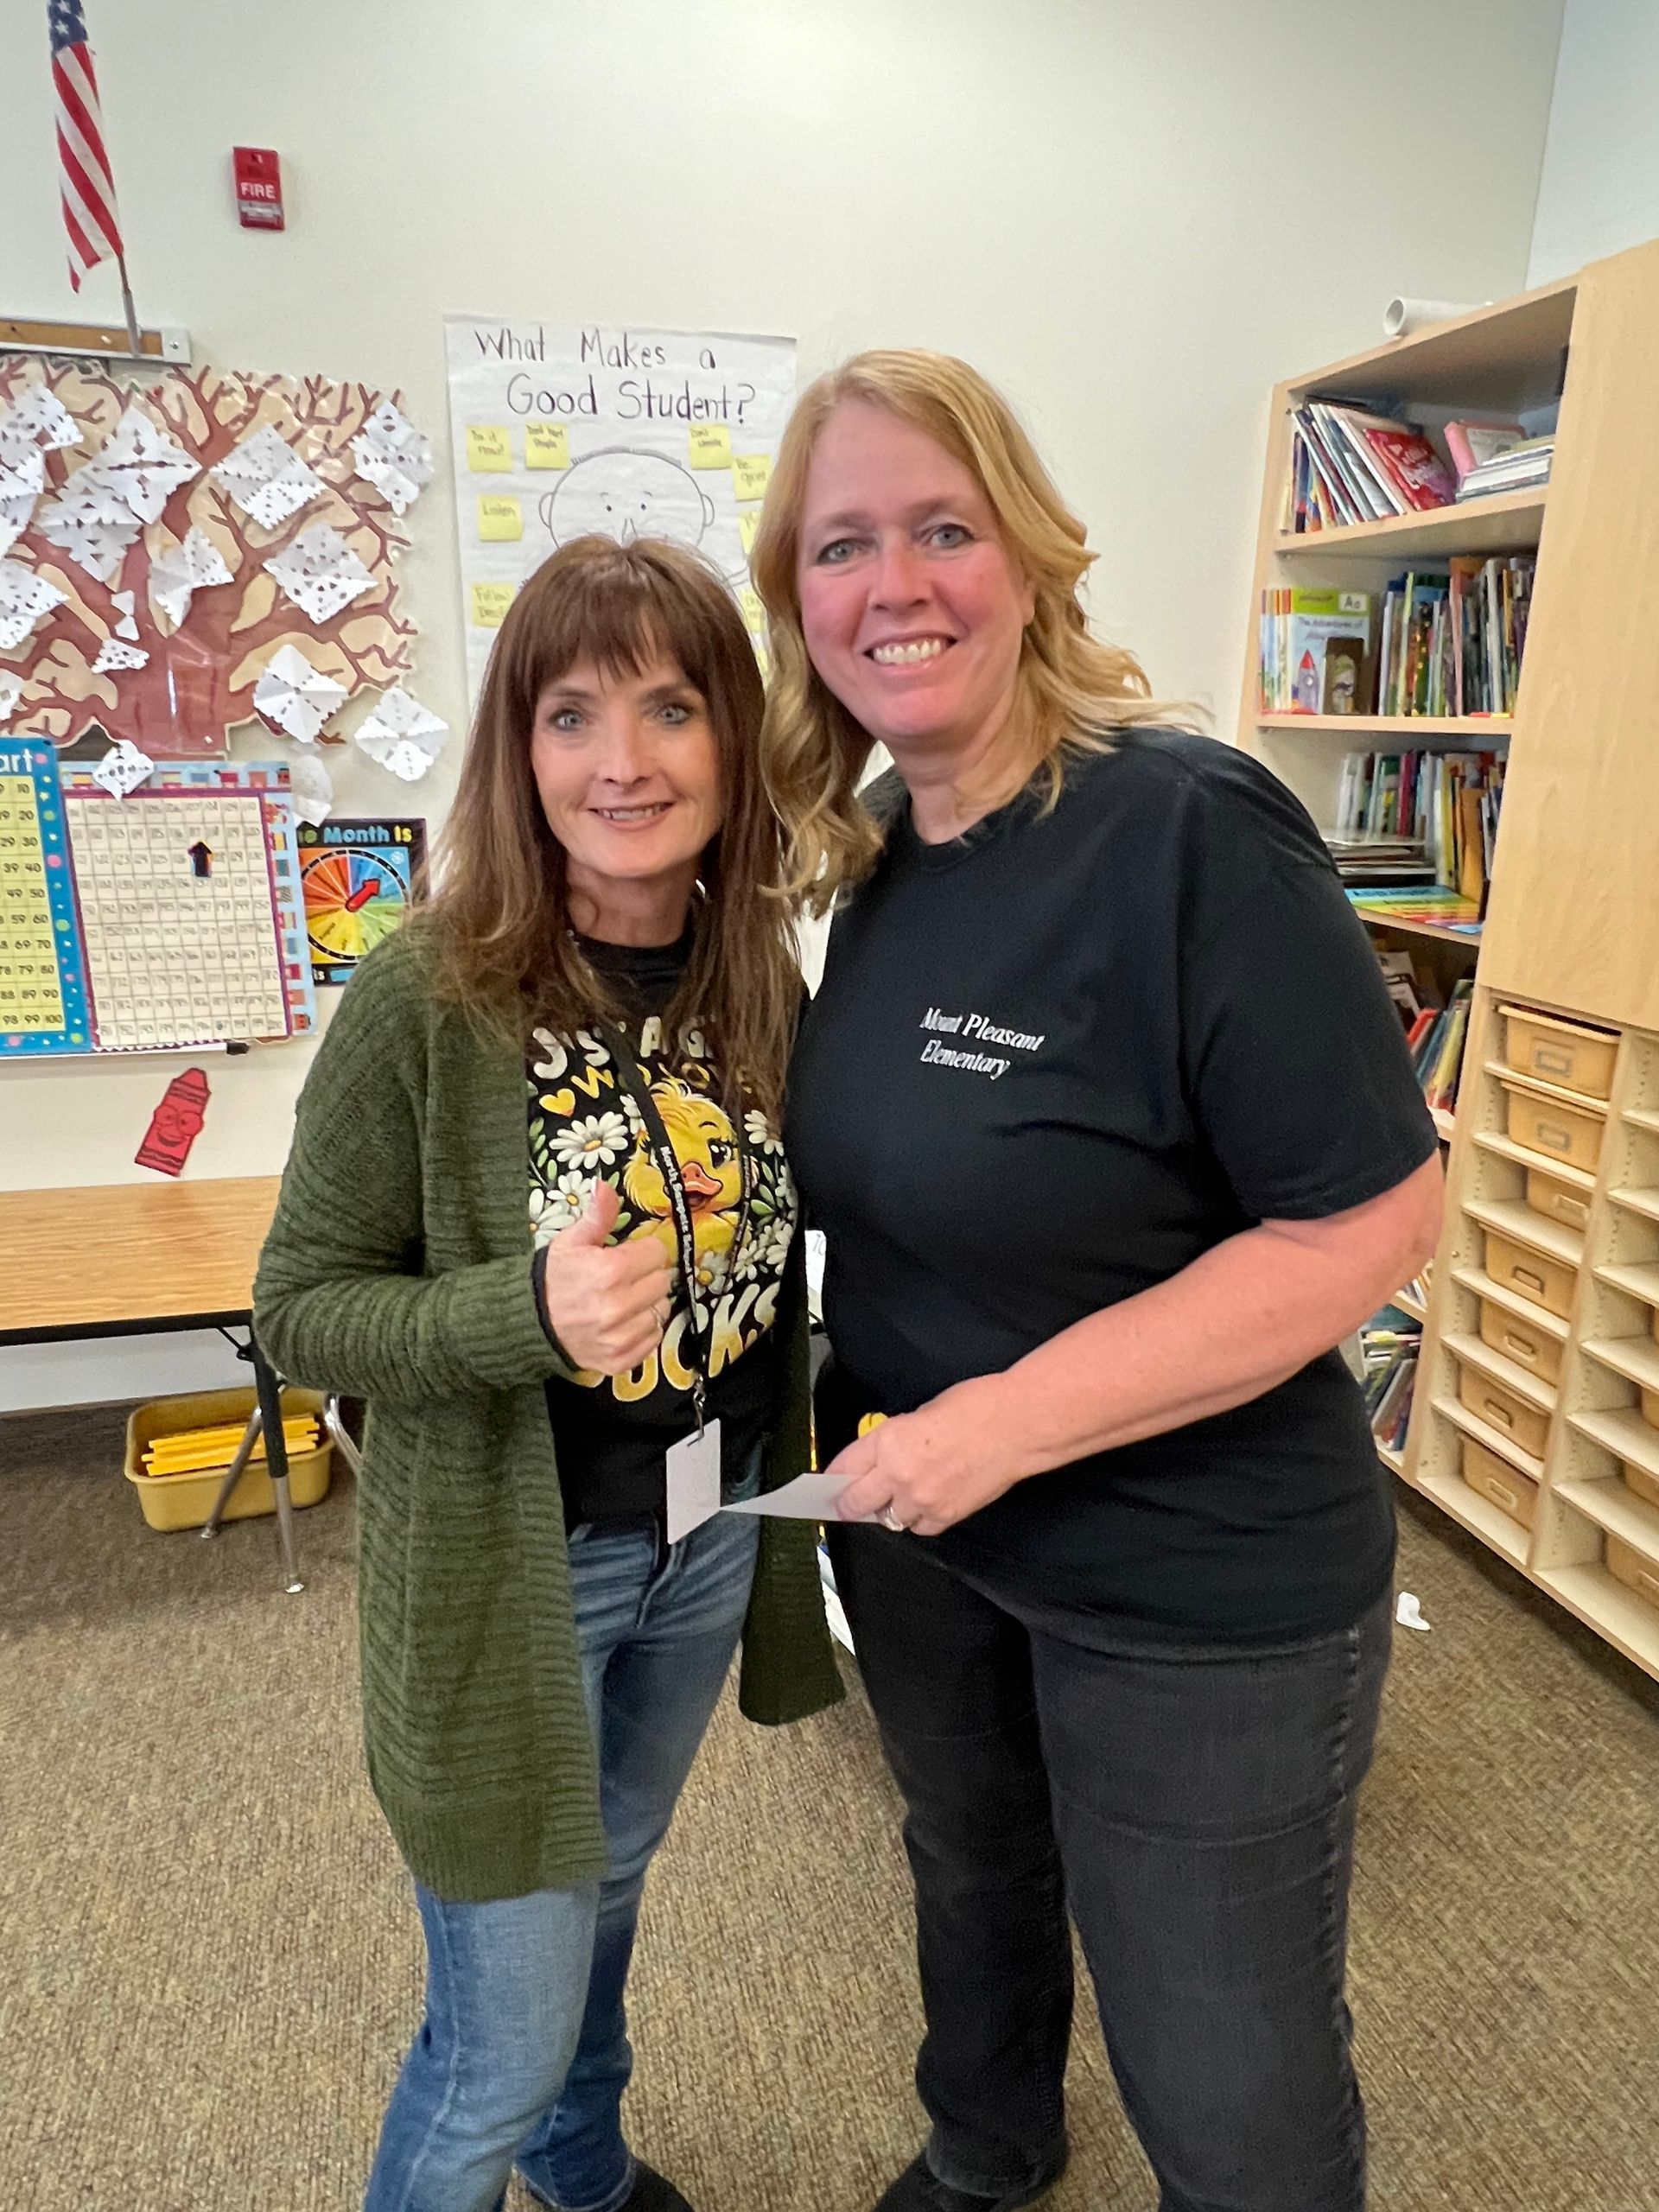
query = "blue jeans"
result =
(365, 1505, 760, 2212)
(826, 1526, 1391, 2212)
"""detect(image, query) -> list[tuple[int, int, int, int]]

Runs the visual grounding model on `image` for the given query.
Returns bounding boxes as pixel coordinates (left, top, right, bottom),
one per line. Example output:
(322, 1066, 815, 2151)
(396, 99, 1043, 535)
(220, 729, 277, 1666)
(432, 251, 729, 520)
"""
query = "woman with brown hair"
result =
(756, 353, 1441, 2212)
(255, 534, 840, 2212)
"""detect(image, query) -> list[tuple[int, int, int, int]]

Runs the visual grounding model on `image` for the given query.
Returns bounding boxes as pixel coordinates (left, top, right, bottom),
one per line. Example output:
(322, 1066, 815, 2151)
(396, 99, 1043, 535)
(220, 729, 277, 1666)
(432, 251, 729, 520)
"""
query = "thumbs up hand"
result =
(537, 1180, 675, 1376)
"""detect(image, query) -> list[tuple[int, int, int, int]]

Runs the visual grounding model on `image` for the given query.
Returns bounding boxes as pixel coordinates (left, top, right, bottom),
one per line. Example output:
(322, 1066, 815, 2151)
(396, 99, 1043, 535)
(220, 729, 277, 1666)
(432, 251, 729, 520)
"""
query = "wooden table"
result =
(0, 1176, 310, 1591)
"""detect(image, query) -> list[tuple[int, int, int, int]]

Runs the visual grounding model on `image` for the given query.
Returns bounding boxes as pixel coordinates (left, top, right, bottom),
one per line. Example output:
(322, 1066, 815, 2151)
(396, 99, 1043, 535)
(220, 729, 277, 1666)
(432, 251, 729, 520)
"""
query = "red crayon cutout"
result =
(136, 1068, 211, 1178)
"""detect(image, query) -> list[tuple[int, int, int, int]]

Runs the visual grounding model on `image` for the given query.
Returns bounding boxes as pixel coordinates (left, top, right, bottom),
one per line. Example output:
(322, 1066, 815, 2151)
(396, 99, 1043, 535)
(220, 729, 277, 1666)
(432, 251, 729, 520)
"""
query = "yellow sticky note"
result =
(478, 495, 523, 543)
(753, 641, 772, 683)
(731, 453, 771, 502)
(689, 423, 733, 469)
(525, 421, 570, 470)
(739, 508, 761, 556)
(471, 581, 516, 628)
(739, 587, 766, 633)
(467, 424, 513, 472)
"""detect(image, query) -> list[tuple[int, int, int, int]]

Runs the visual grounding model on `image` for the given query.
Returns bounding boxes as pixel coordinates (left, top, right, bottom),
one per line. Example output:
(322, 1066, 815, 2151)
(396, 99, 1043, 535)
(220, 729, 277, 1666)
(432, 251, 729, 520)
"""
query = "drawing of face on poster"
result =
(538, 448, 716, 556)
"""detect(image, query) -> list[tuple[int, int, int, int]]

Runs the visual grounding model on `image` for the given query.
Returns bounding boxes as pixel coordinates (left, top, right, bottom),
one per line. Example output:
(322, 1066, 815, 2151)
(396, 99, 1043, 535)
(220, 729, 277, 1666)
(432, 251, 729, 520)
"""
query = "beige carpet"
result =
(3, 1402, 1657, 2212)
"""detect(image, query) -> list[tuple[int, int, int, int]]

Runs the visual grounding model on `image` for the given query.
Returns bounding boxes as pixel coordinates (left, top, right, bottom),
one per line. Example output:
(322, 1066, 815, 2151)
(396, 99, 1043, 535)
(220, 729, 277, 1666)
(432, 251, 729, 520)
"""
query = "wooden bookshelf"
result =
(1274, 489, 1547, 562)
(1259, 714, 1512, 738)
(1239, 239, 1659, 1684)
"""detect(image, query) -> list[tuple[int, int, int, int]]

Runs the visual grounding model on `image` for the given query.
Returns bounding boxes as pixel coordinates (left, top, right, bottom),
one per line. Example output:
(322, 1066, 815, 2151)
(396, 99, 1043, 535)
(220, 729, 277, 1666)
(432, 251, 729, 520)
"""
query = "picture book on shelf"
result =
(1259, 588, 1375, 714)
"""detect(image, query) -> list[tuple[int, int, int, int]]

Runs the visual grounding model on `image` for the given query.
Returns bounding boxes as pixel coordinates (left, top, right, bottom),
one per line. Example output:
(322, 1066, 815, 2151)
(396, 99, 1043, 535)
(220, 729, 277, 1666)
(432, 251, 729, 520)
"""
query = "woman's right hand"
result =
(538, 1181, 675, 1375)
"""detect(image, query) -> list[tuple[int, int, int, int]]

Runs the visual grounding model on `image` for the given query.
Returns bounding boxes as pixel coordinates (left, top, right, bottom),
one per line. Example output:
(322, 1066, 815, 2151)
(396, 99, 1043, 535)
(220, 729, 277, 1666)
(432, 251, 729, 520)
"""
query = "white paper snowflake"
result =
(92, 636, 149, 674)
(287, 751, 334, 827)
(265, 523, 376, 626)
(0, 559, 68, 652)
(0, 671, 23, 721)
(252, 642, 348, 742)
(0, 385, 81, 453)
(353, 685, 448, 782)
(350, 400, 433, 516)
(0, 431, 46, 559)
(36, 471, 142, 582)
(212, 423, 326, 531)
(149, 524, 235, 629)
(110, 588, 139, 641)
(82, 404, 200, 525)
(91, 739, 156, 797)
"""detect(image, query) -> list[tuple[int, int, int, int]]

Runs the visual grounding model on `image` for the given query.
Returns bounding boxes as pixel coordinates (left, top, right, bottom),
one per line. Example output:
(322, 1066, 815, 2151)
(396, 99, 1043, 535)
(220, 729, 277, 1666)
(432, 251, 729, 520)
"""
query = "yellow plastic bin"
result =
(124, 1385, 334, 1533)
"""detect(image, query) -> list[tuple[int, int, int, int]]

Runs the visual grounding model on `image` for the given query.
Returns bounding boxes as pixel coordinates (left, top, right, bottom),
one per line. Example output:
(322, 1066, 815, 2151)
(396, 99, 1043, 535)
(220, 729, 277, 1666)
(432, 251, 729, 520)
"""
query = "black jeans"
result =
(827, 1527, 1391, 2212)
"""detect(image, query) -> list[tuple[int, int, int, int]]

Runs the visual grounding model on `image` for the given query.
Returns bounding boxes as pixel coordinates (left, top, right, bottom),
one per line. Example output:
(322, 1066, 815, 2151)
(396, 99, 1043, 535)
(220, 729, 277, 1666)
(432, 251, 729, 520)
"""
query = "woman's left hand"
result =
(828, 1384, 1027, 1536)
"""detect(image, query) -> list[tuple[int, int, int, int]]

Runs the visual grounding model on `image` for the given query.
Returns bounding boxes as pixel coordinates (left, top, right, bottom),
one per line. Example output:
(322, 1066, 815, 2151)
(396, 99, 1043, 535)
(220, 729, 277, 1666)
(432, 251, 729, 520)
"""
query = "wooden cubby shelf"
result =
(1241, 241, 1659, 1683)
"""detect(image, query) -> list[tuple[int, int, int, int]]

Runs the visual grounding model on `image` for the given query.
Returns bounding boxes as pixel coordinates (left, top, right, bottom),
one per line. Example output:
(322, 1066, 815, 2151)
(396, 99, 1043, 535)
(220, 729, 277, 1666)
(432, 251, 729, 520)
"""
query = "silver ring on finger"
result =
(879, 1505, 906, 1534)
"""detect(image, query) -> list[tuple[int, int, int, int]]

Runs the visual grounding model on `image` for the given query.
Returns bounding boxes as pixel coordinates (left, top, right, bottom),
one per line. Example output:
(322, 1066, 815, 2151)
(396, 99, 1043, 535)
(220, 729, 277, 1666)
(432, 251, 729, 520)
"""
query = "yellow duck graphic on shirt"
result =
(622, 1079, 745, 1287)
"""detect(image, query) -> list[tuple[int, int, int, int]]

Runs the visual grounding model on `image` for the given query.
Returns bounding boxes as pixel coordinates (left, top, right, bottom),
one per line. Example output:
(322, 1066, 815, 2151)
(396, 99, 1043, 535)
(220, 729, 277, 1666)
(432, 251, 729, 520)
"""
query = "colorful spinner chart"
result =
(298, 817, 426, 986)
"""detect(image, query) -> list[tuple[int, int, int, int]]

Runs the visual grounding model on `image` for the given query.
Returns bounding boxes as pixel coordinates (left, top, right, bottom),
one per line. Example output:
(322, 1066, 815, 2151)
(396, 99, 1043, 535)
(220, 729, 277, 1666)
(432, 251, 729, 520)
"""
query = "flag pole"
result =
(114, 245, 143, 357)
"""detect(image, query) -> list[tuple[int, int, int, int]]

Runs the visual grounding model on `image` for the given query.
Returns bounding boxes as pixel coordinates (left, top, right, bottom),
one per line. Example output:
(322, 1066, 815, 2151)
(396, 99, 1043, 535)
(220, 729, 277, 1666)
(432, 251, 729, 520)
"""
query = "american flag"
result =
(49, 0, 124, 291)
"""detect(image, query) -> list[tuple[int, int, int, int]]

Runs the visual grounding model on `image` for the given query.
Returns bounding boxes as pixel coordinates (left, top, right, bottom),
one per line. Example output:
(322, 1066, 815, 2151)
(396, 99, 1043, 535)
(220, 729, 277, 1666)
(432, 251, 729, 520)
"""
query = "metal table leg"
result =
(200, 1400, 264, 1539)
(251, 1330, 304, 1595)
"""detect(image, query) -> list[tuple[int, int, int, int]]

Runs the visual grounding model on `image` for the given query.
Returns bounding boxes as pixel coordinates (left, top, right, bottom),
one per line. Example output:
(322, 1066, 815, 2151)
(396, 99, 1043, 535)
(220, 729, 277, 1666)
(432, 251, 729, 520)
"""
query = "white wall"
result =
(1529, 0, 1659, 283)
(0, 0, 1564, 1408)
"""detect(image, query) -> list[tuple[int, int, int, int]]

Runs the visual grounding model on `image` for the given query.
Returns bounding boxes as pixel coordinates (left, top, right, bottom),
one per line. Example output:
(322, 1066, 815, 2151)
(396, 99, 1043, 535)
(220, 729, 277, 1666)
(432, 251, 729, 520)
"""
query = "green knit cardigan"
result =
(253, 928, 843, 1904)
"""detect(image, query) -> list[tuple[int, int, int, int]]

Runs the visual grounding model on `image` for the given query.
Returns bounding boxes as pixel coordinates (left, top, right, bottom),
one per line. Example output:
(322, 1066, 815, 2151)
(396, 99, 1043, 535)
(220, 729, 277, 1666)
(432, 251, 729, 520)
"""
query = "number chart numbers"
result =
(0, 745, 91, 1055)
(63, 791, 292, 1052)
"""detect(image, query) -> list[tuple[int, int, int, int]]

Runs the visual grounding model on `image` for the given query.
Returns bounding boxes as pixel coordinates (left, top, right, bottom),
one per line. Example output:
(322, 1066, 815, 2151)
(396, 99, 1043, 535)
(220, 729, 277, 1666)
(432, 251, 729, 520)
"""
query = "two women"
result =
(757, 353, 1441, 2212)
(262, 348, 1440, 2212)
(254, 536, 841, 2212)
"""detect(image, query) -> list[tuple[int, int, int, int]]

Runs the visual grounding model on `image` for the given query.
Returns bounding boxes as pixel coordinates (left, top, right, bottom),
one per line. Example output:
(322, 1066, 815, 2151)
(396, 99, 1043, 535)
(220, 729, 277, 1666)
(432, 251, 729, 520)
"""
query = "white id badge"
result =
(665, 1417, 722, 1543)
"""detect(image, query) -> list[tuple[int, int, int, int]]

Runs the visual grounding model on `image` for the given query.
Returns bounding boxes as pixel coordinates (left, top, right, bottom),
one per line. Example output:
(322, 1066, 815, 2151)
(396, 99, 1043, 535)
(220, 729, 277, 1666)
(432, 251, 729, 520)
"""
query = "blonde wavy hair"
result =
(753, 348, 1193, 912)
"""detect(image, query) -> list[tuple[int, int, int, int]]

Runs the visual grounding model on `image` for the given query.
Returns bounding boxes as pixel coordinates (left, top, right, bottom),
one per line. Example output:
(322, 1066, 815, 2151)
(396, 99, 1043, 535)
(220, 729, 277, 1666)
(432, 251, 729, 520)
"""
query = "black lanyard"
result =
(599, 1022, 753, 1432)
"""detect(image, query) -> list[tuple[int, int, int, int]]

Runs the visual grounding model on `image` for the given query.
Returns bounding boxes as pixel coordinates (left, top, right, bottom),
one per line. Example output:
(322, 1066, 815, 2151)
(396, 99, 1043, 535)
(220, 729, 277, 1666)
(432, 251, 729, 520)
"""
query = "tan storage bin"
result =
(1525, 1166, 1591, 1234)
(1458, 1364, 1550, 1458)
(1605, 1534, 1659, 1611)
(1643, 1387, 1659, 1430)
(124, 1385, 333, 1533)
(1500, 1005, 1618, 1101)
(1461, 1436, 1539, 1527)
(1503, 1080, 1606, 1175)
(1623, 1460, 1659, 1512)
(1484, 1228, 1577, 1319)
(1478, 1297, 1563, 1383)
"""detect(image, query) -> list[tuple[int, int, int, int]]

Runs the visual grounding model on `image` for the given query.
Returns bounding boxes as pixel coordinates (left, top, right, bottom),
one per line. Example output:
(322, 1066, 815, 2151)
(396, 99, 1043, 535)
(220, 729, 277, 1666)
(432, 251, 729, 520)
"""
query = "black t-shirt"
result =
(786, 729, 1439, 1639)
(531, 933, 796, 1529)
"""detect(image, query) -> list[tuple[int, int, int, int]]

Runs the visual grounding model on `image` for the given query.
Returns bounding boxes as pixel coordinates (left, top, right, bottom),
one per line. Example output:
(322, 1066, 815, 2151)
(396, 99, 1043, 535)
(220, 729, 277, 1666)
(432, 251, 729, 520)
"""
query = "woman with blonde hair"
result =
(256, 534, 840, 2212)
(757, 352, 1441, 2212)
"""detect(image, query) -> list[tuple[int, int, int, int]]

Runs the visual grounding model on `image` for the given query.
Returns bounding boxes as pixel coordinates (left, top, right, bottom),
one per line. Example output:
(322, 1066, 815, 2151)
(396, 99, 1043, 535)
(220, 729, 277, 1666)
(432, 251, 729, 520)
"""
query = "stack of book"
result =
(1283, 400, 1457, 533)
(1328, 834, 1435, 887)
(1259, 588, 1376, 713)
(1376, 557, 1534, 717)
(1345, 885, 1484, 935)
(1408, 976, 1475, 1117)
(1456, 434, 1554, 502)
(1333, 747, 1505, 905)
(1361, 1315, 1421, 1458)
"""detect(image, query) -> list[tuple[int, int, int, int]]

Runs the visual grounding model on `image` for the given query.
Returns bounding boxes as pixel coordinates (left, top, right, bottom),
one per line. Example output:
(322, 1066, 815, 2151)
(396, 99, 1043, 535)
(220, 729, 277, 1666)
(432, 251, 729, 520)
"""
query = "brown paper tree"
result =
(0, 359, 418, 755)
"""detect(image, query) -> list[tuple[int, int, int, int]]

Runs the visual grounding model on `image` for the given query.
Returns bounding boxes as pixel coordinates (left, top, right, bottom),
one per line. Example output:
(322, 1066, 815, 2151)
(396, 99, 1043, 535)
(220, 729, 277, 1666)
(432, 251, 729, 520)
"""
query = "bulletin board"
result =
(0, 737, 315, 1056)
(444, 316, 796, 701)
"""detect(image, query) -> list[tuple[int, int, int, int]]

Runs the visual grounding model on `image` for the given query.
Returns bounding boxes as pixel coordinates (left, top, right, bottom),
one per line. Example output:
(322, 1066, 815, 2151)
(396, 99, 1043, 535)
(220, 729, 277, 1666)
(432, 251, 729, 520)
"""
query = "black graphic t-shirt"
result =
(529, 933, 798, 1528)
(787, 730, 1438, 1640)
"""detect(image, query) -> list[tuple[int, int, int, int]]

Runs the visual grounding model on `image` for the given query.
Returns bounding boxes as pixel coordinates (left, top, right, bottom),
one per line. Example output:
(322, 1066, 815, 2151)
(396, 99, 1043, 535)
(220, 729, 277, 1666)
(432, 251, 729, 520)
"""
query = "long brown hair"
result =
(753, 348, 1194, 913)
(419, 536, 799, 1119)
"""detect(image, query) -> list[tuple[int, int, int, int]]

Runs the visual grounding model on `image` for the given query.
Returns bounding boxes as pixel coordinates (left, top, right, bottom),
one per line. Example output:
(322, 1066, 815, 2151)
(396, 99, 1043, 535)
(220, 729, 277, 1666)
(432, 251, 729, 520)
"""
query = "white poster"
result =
(444, 315, 797, 701)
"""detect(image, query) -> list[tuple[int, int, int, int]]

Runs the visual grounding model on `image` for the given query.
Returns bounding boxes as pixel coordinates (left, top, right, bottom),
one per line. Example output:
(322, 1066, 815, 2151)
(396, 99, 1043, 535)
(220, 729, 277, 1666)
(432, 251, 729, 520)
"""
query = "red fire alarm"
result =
(233, 147, 284, 231)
